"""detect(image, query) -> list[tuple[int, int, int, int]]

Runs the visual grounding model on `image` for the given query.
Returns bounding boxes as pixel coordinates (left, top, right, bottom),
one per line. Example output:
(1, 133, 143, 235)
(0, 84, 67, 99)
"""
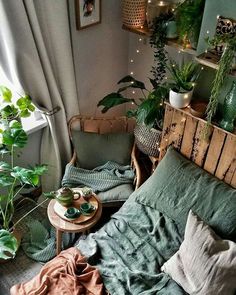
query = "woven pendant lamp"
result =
(122, 0, 147, 28)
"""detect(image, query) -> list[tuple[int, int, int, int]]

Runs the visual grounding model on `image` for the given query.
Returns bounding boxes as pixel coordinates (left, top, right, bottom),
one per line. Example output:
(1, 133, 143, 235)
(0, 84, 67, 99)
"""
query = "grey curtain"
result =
(0, 0, 80, 192)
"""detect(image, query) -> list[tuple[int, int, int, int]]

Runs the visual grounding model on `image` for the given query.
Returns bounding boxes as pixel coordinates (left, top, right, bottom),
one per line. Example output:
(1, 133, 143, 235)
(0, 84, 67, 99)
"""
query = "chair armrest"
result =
(131, 144, 141, 190)
(69, 150, 77, 165)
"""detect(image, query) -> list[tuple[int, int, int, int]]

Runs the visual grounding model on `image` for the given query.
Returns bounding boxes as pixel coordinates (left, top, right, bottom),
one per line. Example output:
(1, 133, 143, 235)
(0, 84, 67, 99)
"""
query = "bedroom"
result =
(0, 0, 236, 294)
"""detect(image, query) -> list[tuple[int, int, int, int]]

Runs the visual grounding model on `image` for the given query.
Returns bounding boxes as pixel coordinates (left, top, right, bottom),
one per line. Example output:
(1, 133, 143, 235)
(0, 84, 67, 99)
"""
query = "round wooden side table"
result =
(47, 196, 102, 255)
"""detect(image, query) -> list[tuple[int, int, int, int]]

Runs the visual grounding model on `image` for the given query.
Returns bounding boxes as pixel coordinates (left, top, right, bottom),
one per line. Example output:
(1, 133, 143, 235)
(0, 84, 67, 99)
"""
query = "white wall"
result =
(70, 0, 129, 117)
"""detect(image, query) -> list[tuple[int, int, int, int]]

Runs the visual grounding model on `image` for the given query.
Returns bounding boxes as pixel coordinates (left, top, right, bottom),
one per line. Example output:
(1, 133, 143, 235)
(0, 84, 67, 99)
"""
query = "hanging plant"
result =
(206, 33, 236, 127)
(149, 13, 174, 87)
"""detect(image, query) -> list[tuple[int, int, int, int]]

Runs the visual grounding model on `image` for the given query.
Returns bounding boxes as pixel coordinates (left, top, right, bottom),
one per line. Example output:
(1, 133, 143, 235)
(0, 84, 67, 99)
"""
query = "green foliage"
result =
(97, 76, 168, 129)
(167, 60, 201, 92)
(0, 229, 17, 260)
(0, 86, 47, 260)
(176, 0, 205, 47)
(149, 13, 173, 86)
(206, 33, 236, 126)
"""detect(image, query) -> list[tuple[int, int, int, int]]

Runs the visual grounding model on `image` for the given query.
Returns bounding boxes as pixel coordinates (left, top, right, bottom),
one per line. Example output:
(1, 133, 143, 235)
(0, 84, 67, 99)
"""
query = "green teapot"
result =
(53, 187, 74, 207)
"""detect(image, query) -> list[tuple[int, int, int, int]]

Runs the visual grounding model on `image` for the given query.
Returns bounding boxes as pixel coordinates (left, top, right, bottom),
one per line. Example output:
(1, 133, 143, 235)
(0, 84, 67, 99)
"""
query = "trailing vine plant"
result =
(149, 13, 173, 87)
(206, 33, 236, 127)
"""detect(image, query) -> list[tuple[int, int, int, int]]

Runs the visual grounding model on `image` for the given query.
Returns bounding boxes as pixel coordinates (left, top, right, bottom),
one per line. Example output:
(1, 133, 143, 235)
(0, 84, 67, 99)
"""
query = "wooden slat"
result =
(204, 128, 226, 175)
(167, 110, 187, 151)
(159, 104, 174, 161)
(83, 119, 98, 132)
(224, 159, 236, 185)
(215, 134, 236, 180)
(231, 170, 236, 188)
(180, 116, 198, 158)
(191, 121, 213, 167)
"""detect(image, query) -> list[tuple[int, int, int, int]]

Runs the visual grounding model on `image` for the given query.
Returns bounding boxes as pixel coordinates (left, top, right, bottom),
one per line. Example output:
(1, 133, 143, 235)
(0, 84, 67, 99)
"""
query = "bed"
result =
(11, 104, 236, 295)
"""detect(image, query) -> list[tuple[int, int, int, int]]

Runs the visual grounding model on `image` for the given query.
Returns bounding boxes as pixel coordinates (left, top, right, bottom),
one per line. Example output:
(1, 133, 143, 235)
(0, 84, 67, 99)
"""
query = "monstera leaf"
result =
(11, 167, 40, 186)
(2, 127, 27, 148)
(0, 229, 18, 260)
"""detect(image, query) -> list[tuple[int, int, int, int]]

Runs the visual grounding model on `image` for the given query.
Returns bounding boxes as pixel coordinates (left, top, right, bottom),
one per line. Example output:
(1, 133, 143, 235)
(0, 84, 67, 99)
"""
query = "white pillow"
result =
(161, 210, 236, 295)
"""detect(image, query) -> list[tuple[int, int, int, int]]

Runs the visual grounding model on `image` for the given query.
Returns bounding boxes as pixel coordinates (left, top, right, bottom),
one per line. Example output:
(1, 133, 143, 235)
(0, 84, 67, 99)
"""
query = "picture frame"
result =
(75, 0, 101, 30)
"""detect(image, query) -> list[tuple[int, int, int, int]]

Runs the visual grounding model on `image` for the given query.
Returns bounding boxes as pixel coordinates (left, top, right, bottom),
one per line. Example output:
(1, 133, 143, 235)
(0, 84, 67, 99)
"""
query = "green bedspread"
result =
(61, 161, 135, 192)
(77, 196, 187, 295)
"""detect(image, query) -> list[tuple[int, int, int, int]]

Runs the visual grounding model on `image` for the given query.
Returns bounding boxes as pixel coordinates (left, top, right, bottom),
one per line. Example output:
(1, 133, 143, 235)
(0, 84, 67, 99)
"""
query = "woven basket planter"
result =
(134, 124, 162, 157)
(122, 0, 146, 28)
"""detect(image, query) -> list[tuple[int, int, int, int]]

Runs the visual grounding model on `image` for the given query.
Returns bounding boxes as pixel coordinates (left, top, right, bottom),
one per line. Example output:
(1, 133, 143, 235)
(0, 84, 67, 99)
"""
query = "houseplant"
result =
(149, 12, 174, 86)
(0, 85, 47, 260)
(175, 0, 205, 48)
(205, 33, 236, 128)
(97, 75, 168, 156)
(167, 60, 201, 108)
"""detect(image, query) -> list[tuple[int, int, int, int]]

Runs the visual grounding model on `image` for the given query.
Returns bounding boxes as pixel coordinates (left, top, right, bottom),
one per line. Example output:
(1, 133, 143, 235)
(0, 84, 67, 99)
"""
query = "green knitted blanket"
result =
(61, 161, 135, 192)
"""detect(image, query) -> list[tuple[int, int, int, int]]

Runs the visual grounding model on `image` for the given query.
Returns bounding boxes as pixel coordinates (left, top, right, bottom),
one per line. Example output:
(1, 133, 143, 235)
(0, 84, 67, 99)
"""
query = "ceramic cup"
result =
(80, 203, 95, 214)
(64, 207, 80, 219)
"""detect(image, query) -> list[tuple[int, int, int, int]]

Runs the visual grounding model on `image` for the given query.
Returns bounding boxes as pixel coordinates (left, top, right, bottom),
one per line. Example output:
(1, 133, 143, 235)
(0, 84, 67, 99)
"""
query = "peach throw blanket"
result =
(10, 247, 108, 295)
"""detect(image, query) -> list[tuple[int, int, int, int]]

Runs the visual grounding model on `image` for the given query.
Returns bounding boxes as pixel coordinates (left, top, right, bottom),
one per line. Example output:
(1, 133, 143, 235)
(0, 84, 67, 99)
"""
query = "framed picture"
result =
(75, 0, 101, 30)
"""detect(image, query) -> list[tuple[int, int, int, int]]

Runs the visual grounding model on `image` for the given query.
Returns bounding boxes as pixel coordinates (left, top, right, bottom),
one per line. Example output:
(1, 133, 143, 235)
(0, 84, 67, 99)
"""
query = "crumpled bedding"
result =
(10, 247, 108, 295)
(61, 161, 135, 192)
(77, 195, 187, 295)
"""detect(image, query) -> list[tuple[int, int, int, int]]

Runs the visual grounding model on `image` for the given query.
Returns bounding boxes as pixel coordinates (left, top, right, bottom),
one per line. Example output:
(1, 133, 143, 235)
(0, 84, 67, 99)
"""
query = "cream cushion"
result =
(161, 210, 236, 295)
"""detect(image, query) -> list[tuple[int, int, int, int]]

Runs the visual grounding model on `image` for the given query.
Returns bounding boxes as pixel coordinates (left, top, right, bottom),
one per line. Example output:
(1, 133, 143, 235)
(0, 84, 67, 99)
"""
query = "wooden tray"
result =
(54, 194, 99, 224)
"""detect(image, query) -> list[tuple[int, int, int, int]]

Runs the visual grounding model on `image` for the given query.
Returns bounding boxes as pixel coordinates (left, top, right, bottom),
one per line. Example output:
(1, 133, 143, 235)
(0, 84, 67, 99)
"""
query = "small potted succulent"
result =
(167, 60, 201, 108)
(0, 86, 47, 260)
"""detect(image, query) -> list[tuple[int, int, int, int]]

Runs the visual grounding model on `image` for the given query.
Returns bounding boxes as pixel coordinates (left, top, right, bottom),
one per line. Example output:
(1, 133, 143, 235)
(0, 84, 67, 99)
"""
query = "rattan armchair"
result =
(65, 116, 141, 207)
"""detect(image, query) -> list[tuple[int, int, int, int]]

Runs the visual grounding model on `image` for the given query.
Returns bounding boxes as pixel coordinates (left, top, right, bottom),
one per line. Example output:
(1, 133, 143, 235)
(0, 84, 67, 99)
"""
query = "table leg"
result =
(56, 229, 62, 255)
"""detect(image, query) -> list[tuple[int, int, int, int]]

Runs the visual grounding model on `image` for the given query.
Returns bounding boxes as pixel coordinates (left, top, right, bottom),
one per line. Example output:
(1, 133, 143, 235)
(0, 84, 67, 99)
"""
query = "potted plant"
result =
(167, 60, 201, 108)
(175, 0, 205, 49)
(0, 86, 47, 260)
(97, 75, 168, 156)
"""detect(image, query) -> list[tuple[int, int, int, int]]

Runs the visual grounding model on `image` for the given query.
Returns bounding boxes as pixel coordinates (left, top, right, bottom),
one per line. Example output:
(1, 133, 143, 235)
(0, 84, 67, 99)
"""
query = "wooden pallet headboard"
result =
(159, 103, 236, 188)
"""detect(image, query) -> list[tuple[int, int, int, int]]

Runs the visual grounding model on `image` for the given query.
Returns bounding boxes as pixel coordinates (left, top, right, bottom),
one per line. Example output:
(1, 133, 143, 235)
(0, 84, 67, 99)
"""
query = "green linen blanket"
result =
(77, 195, 187, 295)
(61, 161, 135, 192)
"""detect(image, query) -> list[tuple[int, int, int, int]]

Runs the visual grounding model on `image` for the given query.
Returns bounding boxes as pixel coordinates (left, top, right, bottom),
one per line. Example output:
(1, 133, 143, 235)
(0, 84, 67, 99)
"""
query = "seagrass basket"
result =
(134, 124, 162, 157)
(122, 0, 146, 28)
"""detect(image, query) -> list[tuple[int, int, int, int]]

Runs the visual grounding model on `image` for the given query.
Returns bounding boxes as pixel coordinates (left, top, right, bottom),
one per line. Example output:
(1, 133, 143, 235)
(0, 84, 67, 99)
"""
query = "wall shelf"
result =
(122, 24, 197, 56)
(122, 24, 236, 76)
(195, 52, 236, 77)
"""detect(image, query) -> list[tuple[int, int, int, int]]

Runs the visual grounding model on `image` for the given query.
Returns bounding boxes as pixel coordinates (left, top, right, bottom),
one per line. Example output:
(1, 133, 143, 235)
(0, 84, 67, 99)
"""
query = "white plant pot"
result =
(169, 89, 193, 109)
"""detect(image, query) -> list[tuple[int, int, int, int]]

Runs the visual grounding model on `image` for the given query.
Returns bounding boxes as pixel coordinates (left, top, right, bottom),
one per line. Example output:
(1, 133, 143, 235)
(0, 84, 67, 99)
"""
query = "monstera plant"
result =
(0, 86, 47, 260)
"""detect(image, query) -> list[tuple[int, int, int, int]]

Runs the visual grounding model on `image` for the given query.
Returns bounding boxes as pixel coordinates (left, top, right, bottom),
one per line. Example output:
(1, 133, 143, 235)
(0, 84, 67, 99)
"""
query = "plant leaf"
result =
(11, 167, 40, 186)
(97, 93, 134, 113)
(0, 86, 12, 103)
(0, 229, 18, 260)
(0, 173, 14, 186)
(118, 75, 146, 90)
(2, 128, 27, 148)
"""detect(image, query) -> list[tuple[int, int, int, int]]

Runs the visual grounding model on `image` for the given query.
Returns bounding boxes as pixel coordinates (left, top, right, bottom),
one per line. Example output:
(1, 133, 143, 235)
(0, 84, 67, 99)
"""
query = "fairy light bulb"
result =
(201, 66, 204, 70)
(136, 49, 140, 53)
(206, 30, 210, 34)
(139, 38, 142, 42)
(132, 91, 135, 94)
(130, 71, 134, 75)
(130, 59, 134, 63)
